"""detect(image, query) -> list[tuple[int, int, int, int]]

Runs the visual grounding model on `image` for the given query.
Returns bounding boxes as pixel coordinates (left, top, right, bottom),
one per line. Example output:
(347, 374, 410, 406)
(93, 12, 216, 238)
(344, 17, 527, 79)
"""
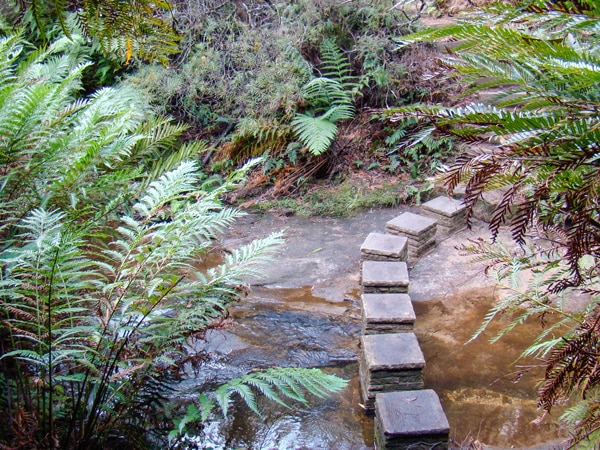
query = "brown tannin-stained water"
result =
(413, 289, 568, 448)
(188, 285, 568, 449)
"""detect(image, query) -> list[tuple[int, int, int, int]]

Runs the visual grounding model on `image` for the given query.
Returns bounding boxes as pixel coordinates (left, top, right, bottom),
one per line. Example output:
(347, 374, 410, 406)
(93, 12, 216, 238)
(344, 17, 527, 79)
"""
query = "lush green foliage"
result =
(292, 40, 356, 155)
(125, 0, 424, 182)
(0, 34, 346, 449)
(6, 0, 179, 64)
(380, 117, 454, 179)
(390, 0, 600, 445)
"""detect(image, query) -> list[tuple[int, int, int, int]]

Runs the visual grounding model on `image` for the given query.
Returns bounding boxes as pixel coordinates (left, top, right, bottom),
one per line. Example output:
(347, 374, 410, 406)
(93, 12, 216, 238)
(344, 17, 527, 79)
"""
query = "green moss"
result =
(250, 178, 437, 217)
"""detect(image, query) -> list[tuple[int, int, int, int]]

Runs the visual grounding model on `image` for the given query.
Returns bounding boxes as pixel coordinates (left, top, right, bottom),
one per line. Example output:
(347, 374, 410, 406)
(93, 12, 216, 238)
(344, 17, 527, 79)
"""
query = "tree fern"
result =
(392, 6, 600, 441)
(388, 2, 600, 288)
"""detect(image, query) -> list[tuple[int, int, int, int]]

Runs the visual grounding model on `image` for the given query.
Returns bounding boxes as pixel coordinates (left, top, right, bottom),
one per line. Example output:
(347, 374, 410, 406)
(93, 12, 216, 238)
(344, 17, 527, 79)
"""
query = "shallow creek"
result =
(182, 210, 569, 449)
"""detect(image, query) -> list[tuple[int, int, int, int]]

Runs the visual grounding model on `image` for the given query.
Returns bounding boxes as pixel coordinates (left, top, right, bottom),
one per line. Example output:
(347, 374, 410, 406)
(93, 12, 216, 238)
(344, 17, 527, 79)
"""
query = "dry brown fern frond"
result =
(539, 311, 600, 412)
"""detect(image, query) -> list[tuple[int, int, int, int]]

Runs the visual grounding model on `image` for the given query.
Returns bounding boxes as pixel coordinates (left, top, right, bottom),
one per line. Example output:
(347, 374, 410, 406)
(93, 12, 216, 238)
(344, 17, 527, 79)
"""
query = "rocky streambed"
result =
(182, 208, 569, 449)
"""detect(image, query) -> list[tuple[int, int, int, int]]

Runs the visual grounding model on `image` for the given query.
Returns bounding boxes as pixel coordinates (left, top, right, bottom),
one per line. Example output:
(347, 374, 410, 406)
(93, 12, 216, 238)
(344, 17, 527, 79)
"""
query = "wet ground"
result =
(183, 208, 570, 449)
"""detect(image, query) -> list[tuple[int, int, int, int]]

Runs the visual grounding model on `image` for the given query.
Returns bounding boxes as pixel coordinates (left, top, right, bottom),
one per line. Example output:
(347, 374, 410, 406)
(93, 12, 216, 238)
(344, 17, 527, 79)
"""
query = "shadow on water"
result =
(180, 284, 568, 449)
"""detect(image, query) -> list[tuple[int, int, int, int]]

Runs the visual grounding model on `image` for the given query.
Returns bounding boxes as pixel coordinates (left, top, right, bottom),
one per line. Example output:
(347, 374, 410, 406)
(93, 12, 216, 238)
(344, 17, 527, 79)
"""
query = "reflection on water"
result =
(182, 285, 568, 449)
(183, 286, 372, 449)
(413, 289, 569, 448)
(195, 365, 373, 450)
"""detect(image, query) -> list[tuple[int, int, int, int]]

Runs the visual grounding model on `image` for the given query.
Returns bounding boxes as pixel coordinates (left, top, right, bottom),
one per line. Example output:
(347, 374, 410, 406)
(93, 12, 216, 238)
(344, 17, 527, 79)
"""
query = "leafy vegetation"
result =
(390, 0, 600, 445)
(5, 0, 179, 64)
(379, 116, 455, 179)
(0, 33, 346, 449)
(125, 0, 448, 196)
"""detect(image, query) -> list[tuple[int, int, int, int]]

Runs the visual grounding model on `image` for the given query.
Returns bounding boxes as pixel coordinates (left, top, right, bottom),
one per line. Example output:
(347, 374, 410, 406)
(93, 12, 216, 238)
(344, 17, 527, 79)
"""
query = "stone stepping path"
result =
(359, 333, 425, 409)
(360, 232, 408, 261)
(362, 293, 415, 334)
(422, 196, 467, 236)
(362, 261, 409, 293)
(375, 390, 450, 450)
(358, 195, 466, 449)
(386, 212, 437, 264)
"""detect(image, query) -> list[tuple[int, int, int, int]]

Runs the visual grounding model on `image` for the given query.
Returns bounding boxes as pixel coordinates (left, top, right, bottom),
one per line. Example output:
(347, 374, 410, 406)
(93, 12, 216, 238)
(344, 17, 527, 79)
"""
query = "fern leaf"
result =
(291, 113, 338, 155)
(213, 368, 347, 418)
(134, 161, 198, 218)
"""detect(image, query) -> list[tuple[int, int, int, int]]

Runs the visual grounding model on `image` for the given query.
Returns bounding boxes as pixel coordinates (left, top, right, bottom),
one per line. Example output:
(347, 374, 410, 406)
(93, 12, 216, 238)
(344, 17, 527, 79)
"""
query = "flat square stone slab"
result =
(423, 196, 466, 218)
(376, 389, 449, 438)
(362, 261, 409, 288)
(361, 233, 408, 261)
(386, 213, 437, 237)
(363, 293, 415, 325)
(362, 333, 425, 370)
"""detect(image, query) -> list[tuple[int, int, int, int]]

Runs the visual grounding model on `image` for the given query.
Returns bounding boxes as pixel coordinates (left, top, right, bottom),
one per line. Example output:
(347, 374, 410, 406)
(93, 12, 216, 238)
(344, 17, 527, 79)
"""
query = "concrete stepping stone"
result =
(362, 293, 415, 334)
(375, 389, 450, 449)
(422, 196, 467, 235)
(385, 212, 437, 262)
(361, 232, 408, 261)
(362, 261, 409, 293)
(359, 332, 425, 409)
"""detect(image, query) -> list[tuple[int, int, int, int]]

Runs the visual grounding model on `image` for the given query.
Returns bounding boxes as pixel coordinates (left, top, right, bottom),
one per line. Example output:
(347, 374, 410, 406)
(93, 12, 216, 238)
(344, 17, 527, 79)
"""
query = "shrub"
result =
(389, 1, 600, 444)
(0, 33, 346, 449)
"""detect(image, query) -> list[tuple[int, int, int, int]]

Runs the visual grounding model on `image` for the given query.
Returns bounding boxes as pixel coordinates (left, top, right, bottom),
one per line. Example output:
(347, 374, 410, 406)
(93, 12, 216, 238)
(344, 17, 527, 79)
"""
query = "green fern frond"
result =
(146, 140, 209, 184)
(291, 113, 338, 156)
(210, 231, 285, 282)
(226, 118, 294, 162)
(319, 39, 358, 95)
(212, 368, 347, 418)
(301, 77, 352, 110)
(322, 104, 355, 122)
(134, 160, 198, 219)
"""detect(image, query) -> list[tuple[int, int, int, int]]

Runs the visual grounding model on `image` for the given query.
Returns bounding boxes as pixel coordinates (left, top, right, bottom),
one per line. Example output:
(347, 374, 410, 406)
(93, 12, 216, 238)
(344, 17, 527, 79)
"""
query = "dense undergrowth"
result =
(122, 0, 458, 208)
(0, 19, 348, 450)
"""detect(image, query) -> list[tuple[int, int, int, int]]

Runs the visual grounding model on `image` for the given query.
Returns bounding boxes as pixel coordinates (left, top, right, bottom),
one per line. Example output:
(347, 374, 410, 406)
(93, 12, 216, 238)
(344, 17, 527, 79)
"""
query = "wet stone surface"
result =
(362, 293, 416, 334)
(375, 390, 449, 450)
(360, 333, 426, 409)
(362, 333, 426, 371)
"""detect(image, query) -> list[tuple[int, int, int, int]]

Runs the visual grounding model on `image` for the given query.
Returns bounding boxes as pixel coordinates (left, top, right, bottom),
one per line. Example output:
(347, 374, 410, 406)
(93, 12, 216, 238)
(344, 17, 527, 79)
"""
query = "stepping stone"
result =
(361, 233, 408, 261)
(362, 261, 409, 293)
(362, 293, 415, 334)
(422, 196, 467, 235)
(386, 213, 438, 262)
(386, 212, 437, 238)
(375, 390, 450, 449)
(359, 332, 425, 409)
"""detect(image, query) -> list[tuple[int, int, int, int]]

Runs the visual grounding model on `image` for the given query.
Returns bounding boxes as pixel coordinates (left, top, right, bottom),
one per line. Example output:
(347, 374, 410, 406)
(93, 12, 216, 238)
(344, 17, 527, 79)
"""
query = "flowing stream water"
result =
(180, 209, 570, 449)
